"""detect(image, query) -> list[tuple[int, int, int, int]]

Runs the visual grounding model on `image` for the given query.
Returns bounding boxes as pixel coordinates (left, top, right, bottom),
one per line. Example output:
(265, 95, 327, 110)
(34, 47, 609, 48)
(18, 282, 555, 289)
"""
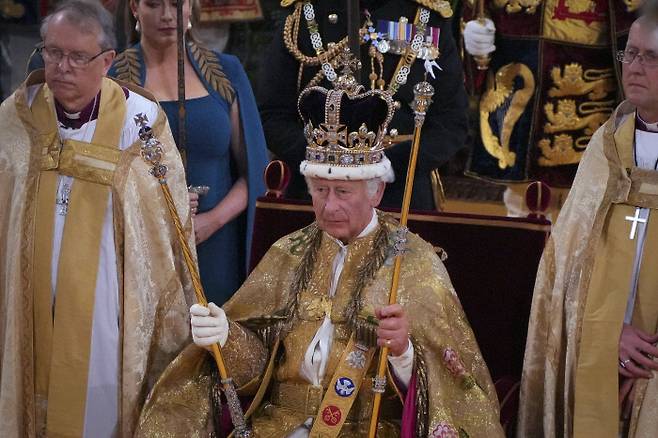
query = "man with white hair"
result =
(519, 2, 658, 436)
(136, 72, 503, 437)
(0, 1, 193, 436)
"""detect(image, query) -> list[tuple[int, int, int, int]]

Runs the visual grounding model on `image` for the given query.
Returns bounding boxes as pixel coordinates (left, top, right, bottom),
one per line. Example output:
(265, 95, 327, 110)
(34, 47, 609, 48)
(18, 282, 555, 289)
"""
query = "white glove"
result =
(190, 302, 229, 348)
(464, 18, 496, 57)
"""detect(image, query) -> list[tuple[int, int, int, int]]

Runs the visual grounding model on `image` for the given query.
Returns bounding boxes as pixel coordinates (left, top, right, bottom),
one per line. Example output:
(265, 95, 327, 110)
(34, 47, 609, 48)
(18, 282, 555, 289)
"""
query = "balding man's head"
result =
(622, 11, 658, 122)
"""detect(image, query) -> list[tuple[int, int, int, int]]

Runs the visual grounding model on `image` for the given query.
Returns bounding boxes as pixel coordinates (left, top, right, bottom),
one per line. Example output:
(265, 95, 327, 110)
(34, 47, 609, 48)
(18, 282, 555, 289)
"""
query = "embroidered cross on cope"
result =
(625, 207, 647, 240)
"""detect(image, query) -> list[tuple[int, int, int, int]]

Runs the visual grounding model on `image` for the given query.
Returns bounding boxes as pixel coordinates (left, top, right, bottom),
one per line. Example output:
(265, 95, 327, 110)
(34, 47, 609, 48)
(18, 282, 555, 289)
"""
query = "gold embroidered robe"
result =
(519, 100, 658, 438)
(137, 212, 503, 437)
(0, 72, 195, 437)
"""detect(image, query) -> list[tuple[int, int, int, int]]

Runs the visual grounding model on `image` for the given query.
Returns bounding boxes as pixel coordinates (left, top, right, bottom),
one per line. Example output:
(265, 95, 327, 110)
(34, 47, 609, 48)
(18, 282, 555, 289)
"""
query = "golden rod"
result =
(136, 113, 250, 436)
(158, 181, 250, 437)
(367, 81, 434, 438)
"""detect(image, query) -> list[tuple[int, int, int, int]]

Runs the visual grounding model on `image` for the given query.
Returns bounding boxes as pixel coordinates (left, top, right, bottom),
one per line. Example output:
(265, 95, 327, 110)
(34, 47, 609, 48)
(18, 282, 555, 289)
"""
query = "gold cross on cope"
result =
(625, 207, 647, 240)
(306, 295, 333, 319)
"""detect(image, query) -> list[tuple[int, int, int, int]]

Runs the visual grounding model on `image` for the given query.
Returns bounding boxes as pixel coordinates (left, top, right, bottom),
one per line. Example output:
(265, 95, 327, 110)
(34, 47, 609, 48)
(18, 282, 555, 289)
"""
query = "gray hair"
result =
(40, 0, 117, 50)
(365, 178, 384, 198)
(305, 177, 385, 201)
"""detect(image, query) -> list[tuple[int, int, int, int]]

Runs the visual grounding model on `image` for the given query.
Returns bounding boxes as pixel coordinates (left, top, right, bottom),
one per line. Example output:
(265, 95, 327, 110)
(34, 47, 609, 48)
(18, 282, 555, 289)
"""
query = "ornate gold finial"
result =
(412, 81, 435, 126)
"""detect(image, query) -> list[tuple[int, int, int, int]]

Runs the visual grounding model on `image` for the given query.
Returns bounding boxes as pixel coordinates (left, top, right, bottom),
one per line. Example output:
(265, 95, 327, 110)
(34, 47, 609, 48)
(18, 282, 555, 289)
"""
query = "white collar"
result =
(637, 113, 658, 132)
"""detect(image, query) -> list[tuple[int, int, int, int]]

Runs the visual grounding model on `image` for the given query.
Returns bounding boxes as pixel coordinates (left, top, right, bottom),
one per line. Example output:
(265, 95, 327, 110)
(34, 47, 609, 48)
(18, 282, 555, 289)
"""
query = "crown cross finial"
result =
(315, 123, 348, 148)
(336, 47, 362, 75)
(334, 48, 364, 95)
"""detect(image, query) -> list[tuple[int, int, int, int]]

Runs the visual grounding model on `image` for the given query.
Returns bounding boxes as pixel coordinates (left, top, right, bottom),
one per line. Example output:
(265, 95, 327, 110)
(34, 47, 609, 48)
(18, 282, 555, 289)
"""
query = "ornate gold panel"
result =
(479, 63, 535, 169)
(538, 62, 614, 167)
(542, 0, 609, 46)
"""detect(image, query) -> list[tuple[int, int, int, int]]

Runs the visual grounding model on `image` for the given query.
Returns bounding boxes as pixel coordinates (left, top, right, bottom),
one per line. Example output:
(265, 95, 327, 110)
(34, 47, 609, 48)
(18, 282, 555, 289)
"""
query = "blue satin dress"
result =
(161, 96, 243, 305)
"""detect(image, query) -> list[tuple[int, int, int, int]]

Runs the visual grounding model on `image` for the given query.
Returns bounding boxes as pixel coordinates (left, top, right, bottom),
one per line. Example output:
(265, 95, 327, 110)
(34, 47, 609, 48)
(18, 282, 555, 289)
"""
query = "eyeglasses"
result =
(616, 50, 658, 67)
(37, 43, 113, 68)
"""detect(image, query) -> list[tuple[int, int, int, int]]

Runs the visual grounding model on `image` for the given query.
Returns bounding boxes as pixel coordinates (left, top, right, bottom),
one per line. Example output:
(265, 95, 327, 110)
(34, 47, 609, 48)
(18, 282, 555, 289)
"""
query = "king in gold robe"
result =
(0, 71, 195, 437)
(519, 100, 658, 438)
(136, 210, 503, 437)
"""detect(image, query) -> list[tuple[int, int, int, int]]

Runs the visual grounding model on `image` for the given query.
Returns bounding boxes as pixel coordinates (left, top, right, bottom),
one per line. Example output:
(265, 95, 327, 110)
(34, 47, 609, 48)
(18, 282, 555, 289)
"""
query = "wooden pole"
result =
(176, 0, 187, 164)
(347, 0, 361, 83)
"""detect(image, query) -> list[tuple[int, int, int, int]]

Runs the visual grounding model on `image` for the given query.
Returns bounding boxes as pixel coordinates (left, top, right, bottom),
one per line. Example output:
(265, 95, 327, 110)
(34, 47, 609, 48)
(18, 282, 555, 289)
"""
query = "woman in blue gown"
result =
(110, 0, 268, 305)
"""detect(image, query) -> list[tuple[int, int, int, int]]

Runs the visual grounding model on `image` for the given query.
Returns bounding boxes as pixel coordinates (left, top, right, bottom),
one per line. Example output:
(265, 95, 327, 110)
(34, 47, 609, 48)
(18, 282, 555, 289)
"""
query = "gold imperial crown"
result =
(297, 61, 395, 171)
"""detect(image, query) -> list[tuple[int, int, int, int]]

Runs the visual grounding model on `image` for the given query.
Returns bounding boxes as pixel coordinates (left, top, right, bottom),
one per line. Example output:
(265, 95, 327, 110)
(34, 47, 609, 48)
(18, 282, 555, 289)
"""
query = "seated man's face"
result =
(622, 20, 658, 116)
(42, 14, 114, 111)
(308, 177, 384, 243)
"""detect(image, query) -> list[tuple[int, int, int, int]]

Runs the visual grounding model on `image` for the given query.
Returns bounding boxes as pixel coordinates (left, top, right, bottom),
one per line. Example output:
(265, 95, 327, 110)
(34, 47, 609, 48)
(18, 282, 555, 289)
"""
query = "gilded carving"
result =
(548, 64, 615, 100)
(543, 99, 612, 135)
(479, 63, 535, 169)
(492, 0, 542, 14)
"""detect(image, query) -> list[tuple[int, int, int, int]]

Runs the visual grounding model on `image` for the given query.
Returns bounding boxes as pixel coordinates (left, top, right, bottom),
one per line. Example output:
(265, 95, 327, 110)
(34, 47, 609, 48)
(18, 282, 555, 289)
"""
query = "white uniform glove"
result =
(190, 302, 229, 348)
(464, 18, 496, 57)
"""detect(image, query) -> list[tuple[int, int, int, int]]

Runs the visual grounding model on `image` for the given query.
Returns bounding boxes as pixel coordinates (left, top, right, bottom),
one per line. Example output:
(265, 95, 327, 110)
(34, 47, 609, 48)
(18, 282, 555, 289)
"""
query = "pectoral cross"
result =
(56, 182, 71, 216)
(133, 113, 149, 127)
(625, 207, 647, 240)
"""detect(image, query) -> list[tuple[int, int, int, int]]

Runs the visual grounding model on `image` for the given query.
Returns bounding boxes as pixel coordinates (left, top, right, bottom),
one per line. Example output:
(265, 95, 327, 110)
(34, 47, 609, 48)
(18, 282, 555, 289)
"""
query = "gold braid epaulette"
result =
(280, 0, 452, 17)
(189, 41, 236, 104)
(113, 48, 140, 85)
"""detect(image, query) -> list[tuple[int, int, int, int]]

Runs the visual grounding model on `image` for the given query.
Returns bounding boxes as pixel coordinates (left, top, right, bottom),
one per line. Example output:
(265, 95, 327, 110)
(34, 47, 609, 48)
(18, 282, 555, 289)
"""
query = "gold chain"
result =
(283, 3, 350, 66)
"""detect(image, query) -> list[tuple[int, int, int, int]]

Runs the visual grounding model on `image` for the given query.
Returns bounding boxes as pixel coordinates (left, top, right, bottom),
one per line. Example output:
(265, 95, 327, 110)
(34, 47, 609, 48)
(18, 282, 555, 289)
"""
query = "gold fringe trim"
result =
(344, 219, 389, 326)
(414, 340, 430, 438)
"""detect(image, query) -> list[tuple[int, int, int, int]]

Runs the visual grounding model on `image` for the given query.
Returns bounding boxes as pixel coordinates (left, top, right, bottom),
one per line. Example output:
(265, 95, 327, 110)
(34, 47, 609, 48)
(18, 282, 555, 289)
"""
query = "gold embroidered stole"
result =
(280, 231, 382, 437)
(31, 78, 126, 437)
(309, 334, 376, 437)
(574, 115, 658, 437)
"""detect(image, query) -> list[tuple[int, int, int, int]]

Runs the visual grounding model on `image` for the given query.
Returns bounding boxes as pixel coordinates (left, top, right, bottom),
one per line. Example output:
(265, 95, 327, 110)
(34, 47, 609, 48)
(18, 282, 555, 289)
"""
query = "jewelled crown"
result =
(297, 52, 396, 181)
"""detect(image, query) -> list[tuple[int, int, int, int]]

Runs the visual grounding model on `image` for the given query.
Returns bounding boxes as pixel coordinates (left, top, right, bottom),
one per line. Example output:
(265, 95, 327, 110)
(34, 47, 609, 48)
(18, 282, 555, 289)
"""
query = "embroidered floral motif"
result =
(442, 347, 467, 378)
(430, 422, 459, 438)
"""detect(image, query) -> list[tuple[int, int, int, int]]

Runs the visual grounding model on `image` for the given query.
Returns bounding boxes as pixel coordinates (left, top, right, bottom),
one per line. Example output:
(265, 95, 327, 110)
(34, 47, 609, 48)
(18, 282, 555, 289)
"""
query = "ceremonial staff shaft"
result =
(473, 0, 491, 70)
(367, 81, 435, 438)
(171, 2, 249, 435)
(347, 0, 361, 83)
(176, 0, 187, 163)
